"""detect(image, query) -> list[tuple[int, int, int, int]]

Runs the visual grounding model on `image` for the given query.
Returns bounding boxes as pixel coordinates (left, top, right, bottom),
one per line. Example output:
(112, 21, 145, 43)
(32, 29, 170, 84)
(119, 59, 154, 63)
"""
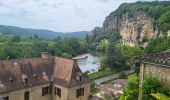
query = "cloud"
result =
(0, 0, 138, 32)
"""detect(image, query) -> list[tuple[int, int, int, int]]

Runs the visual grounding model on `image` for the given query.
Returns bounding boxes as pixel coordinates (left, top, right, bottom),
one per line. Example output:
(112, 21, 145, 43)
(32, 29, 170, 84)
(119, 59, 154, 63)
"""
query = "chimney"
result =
(41, 52, 49, 60)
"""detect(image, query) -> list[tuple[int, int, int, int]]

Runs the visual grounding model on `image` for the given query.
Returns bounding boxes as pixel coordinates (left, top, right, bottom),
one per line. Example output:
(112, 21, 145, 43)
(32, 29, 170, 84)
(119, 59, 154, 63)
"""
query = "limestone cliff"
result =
(90, 1, 170, 47)
(103, 11, 162, 47)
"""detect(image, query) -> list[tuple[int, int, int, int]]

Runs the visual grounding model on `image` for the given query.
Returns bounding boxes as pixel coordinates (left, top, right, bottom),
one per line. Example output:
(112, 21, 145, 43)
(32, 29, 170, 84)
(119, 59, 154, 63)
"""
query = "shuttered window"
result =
(54, 87, 61, 98)
(24, 91, 29, 100)
(2, 96, 9, 100)
(42, 86, 52, 96)
(76, 88, 84, 98)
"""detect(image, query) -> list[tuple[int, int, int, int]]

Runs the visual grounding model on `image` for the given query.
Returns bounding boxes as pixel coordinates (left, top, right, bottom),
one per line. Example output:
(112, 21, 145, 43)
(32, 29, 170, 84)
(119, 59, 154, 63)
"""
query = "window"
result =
(33, 74, 37, 78)
(54, 87, 61, 98)
(13, 61, 18, 66)
(2, 96, 9, 100)
(24, 91, 29, 100)
(13, 61, 19, 67)
(9, 77, 13, 84)
(79, 76, 82, 82)
(42, 72, 46, 76)
(76, 88, 84, 98)
(24, 78, 29, 84)
(42, 86, 51, 96)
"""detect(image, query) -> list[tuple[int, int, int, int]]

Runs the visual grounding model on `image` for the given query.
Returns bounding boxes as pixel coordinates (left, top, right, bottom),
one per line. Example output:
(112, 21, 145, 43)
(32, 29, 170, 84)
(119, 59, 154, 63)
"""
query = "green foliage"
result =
(0, 34, 13, 42)
(96, 40, 109, 52)
(88, 68, 115, 80)
(114, 1, 170, 31)
(11, 35, 20, 42)
(104, 93, 113, 100)
(33, 34, 39, 39)
(145, 37, 170, 53)
(105, 41, 125, 69)
(90, 82, 100, 95)
(0, 34, 87, 59)
(151, 93, 170, 100)
(119, 46, 144, 59)
(141, 75, 169, 100)
(120, 74, 139, 100)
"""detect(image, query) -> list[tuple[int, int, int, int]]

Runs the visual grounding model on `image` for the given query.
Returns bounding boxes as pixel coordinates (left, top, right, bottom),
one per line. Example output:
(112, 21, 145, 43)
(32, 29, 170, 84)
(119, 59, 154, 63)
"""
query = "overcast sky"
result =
(0, 0, 163, 32)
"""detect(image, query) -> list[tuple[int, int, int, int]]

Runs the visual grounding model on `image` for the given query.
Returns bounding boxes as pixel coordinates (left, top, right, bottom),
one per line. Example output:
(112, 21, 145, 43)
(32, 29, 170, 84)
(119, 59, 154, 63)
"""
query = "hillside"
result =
(0, 25, 88, 39)
(90, 1, 170, 47)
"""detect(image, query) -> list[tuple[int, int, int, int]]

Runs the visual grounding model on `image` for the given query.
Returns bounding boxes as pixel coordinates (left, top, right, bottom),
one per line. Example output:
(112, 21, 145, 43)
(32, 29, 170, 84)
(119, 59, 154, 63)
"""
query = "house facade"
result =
(0, 52, 90, 100)
(131, 52, 170, 100)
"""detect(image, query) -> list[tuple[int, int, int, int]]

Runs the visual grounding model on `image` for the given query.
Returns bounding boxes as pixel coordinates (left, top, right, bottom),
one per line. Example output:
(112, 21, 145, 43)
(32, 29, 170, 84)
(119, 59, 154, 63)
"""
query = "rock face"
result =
(103, 11, 162, 47)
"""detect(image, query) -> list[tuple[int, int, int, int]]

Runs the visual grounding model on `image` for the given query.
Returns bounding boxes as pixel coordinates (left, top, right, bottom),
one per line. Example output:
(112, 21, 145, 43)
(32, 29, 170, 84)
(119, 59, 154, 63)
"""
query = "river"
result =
(73, 53, 101, 73)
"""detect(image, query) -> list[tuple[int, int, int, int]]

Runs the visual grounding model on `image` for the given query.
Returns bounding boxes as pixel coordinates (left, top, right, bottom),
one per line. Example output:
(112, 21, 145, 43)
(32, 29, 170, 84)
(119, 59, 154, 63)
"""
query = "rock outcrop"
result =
(103, 11, 162, 47)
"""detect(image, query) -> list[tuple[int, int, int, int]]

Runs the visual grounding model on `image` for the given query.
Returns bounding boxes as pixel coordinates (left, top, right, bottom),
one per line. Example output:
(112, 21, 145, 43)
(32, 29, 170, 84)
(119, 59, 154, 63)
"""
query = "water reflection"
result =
(74, 54, 101, 73)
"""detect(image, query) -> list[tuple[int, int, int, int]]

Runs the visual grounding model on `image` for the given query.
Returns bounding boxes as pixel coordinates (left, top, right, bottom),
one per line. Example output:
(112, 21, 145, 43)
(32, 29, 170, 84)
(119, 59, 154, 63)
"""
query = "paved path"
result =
(94, 70, 134, 84)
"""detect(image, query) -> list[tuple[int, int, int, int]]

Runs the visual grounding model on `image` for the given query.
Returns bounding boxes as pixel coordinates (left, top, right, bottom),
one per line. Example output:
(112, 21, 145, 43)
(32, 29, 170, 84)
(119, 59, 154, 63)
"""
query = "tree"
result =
(11, 35, 20, 42)
(85, 33, 90, 50)
(120, 74, 139, 100)
(33, 34, 39, 39)
(105, 41, 124, 69)
(141, 75, 169, 100)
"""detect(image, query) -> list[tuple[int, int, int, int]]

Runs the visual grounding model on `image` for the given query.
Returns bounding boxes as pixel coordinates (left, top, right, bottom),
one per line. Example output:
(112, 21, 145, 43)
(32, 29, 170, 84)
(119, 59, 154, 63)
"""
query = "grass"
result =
(88, 68, 116, 80)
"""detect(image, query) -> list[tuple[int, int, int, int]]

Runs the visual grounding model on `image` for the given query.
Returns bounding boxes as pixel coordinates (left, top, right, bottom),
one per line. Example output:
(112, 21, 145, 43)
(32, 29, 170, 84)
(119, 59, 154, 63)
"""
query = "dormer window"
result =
(76, 72, 83, 82)
(79, 76, 82, 82)
(21, 74, 29, 84)
(42, 72, 46, 76)
(24, 78, 29, 84)
(13, 61, 19, 67)
(33, 74, 37, 78)
(9, 77, 13, 82)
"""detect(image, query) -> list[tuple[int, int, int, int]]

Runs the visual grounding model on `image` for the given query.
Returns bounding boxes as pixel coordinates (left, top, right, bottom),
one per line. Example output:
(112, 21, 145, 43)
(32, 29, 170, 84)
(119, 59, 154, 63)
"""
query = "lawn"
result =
(88, 68, 115, 80)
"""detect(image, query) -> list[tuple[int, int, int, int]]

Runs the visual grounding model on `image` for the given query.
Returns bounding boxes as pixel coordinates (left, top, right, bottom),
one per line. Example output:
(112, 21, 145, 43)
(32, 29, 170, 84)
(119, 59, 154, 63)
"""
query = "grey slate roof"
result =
(130, 52, 170, 67)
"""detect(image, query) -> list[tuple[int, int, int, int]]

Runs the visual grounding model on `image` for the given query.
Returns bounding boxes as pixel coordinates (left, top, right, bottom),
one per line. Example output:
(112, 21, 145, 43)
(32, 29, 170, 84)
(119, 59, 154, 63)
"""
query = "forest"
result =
(0, 34, 88, 60)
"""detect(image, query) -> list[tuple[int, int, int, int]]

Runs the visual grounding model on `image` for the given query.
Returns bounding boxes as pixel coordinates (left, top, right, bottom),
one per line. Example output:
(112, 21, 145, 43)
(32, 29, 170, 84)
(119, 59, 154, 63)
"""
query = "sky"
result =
(0, 0, 164, 32)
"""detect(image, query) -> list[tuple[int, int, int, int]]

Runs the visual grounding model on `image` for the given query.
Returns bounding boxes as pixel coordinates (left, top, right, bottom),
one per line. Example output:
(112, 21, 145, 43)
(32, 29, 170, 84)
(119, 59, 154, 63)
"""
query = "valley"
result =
(0, 1, 170, 100)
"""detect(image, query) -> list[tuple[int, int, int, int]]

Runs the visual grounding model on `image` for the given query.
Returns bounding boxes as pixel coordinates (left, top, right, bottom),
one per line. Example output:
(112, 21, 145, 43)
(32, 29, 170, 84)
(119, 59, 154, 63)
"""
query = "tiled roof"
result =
(0, 55, 90, 94)
(131, 52, 170, 66)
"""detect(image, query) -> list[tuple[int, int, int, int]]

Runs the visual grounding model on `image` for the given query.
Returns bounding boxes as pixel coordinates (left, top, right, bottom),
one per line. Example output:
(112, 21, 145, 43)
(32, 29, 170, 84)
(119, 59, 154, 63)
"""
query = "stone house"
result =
(131, 52, 170, 100)
(0, 52, 90, 100)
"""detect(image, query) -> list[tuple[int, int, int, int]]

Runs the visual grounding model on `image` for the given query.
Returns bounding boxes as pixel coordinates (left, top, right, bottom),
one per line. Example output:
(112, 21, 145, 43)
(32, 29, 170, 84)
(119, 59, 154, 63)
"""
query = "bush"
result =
(120, 74, 139, 100)
(90, 82, 100, 95)
(141, 75, 169, 100)
(151, 93, 170, 100)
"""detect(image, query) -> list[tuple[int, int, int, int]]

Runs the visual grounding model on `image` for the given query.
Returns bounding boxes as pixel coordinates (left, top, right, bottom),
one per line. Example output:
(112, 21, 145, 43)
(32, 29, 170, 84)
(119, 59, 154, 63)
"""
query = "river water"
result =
(74, 54, 101, 73)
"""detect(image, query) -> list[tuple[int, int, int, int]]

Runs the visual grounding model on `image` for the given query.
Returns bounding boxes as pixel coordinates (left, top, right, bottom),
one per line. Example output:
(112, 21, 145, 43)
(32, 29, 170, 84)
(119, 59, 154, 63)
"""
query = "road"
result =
(94, 70, 134, 84)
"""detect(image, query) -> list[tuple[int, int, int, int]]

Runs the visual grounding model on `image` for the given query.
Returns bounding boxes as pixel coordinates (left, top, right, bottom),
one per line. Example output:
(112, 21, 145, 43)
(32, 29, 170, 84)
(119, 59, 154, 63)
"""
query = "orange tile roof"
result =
(0, 56, 90, 94)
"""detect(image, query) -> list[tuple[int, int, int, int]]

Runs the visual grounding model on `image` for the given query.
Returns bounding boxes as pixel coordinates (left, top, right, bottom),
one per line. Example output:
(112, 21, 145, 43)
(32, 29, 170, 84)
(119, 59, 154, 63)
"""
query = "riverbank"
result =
(88, 68, 116, 80)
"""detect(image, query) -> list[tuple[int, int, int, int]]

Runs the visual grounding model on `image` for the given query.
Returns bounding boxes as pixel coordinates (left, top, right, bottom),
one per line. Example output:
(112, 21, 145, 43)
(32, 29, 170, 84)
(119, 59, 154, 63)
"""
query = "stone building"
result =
(0, 52, 90, 100)
(131, 52, 170, 100)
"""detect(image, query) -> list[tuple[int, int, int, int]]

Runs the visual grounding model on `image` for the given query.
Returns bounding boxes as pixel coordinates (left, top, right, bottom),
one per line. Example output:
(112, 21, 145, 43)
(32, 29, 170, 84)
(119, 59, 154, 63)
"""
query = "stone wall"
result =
(68, 83, 90, 100)
(139, 63, 170, 88)
(1, 83, 52, 100)
(144, 64, 170, 88)
(0, 83, 90, 100)
(138, 63, 170, 100)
